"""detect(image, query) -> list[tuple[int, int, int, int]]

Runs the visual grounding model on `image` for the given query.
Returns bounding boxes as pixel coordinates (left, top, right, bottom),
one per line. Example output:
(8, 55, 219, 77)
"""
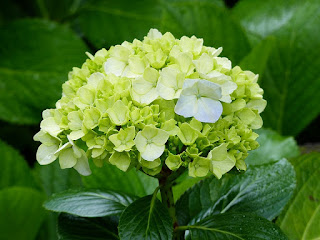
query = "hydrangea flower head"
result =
(34, 29, 266, 179)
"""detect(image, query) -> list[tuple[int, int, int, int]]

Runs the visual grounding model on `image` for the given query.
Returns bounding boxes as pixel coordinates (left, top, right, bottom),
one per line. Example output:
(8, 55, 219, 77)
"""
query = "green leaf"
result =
(182, 212, 287, 240)
(277, 153, 320, 240)
(0, 139, 36, 189)
(82, 163, 158, 197)
(172, 171, 204, 202)
(74, 0, 163, 49)
(58, 213, 119, 240)
(37, 0, 82, 21)
(0, 19, 88, 124)
(239, 37, 276, 76)
(176, 159, 295, 226)
(0, 187, 46, 240)
(33, 161, 83, 240)
(245, 128, 300, 165)
(118, 194, 173, 240)
(34, 161, 82, 196)
(161, 0, 251, 64)
(44, 189, 137, 217)
(74, 0, 248, 63)
(233, 0, 320, 135)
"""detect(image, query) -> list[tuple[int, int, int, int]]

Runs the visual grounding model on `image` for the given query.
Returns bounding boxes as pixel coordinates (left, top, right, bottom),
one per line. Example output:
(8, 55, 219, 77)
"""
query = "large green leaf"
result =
(176, 159, 295, 226)
(118, 195, 173, 240)
(172, 171, 203, 203)
(277, 153, 320, 240)
(0, 187, 46, 240)
(37, 0, 82, 21)
(181, 213, 287, 240)
(82, 163, 158, 197)
(34, 161, 82, 196)
(233, 0, 320, 135)
(0, 19, 87, 124)
(239, 37, 276, 77)
(58, 213, 119, 240)
(0, 139, 36, 189)
(74, 0, 163, 49)
(245, 128, 299, 165)
(34, 161, 82, 240)
(44, 189, 136, 217)
(160, 0, 251, 64)
(74, 0, 248, 63)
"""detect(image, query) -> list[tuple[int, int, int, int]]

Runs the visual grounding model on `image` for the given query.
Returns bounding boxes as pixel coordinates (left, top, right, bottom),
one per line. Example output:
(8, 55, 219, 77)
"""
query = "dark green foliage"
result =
(44, 189, 137, 217)
(118, 195, 173, 240)
(176, 159, 296, 225)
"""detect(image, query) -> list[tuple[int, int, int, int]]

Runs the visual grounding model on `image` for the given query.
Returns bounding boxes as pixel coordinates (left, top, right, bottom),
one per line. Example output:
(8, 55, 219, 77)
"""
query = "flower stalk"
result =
(158, 166, 185, 239)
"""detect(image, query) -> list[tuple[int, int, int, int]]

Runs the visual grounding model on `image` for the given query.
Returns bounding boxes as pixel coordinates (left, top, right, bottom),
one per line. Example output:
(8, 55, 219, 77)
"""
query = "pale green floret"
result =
(157, 67, 185, 100)
(146, 48, 167, 69)
(87, 72, 105, 88)
(76, 86, 95, 107)
(134, 125, 169, 161)
(139, 156, 162, 176)
(109, 151, 131, 172)
(207, 143, 236, 179)
(40, 117, 62, 137)
(180, 36, 203, 56)
(34, 133, 91, 176)
(170, 52, 195, 76)
(107, 100, 129, 125)
(109, 126, 135, 152)
(140, 157, 161, 169)
(247, 99, 267, 113)
(34, 28, 266, 178)
(161, 119, 179, 136)
(165, 153, 182, 171)
(147, 28, 163, 39)
(177, 123, 202, 145)
(189, 157, 210, 177)
(83, 108, 101, 129)
(131, 67, 159, 104)
(68, 111, 85, 140)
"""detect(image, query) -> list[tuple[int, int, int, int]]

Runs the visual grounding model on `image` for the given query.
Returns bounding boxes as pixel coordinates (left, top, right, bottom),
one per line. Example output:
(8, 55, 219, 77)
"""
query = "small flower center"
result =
(147, 139, 153, 144)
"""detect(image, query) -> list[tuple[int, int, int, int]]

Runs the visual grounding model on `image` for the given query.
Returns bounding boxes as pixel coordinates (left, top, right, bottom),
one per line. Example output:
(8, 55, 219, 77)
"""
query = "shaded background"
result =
(0, 0, 319, 239)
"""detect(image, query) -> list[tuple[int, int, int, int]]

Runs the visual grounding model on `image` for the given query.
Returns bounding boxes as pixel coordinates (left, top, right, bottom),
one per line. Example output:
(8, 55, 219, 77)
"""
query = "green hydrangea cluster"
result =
(34, 29, 266, 179)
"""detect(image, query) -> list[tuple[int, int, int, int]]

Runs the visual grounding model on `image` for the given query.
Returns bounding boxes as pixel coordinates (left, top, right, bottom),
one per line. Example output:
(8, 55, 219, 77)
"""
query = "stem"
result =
(158, 167, 186, 240)
(160, 181, 177, 225)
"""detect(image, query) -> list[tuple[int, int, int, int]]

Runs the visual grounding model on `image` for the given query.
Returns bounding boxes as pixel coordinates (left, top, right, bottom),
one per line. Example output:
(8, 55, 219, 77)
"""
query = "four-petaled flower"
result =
(134, 125, 169, 161)
(174, 79, 223, 123)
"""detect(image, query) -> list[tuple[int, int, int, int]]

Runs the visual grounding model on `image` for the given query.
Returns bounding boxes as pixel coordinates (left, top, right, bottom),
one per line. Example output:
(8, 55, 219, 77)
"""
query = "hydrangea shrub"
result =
(34, 29, 266, 179)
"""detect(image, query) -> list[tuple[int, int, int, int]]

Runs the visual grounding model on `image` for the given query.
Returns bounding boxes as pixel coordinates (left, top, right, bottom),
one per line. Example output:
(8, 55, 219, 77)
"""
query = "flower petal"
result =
(36, 144, 59, 165)
(141, 144, 165, 161)
(40, 117, 62, 137)
(87, 72, 105, 88)
(197, 79, 222, 100)
(174, 94, 198, 118)
(59, 148, 77, 169)
(109, 151, 131, 172)
(73, 150, 92, 176)
(195, 98, 222, 123)
(104, 58, 126, 76)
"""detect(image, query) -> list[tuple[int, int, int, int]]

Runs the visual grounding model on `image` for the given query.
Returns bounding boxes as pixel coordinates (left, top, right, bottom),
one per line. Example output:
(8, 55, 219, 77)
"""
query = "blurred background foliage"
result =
(0, 0, 319, 239)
